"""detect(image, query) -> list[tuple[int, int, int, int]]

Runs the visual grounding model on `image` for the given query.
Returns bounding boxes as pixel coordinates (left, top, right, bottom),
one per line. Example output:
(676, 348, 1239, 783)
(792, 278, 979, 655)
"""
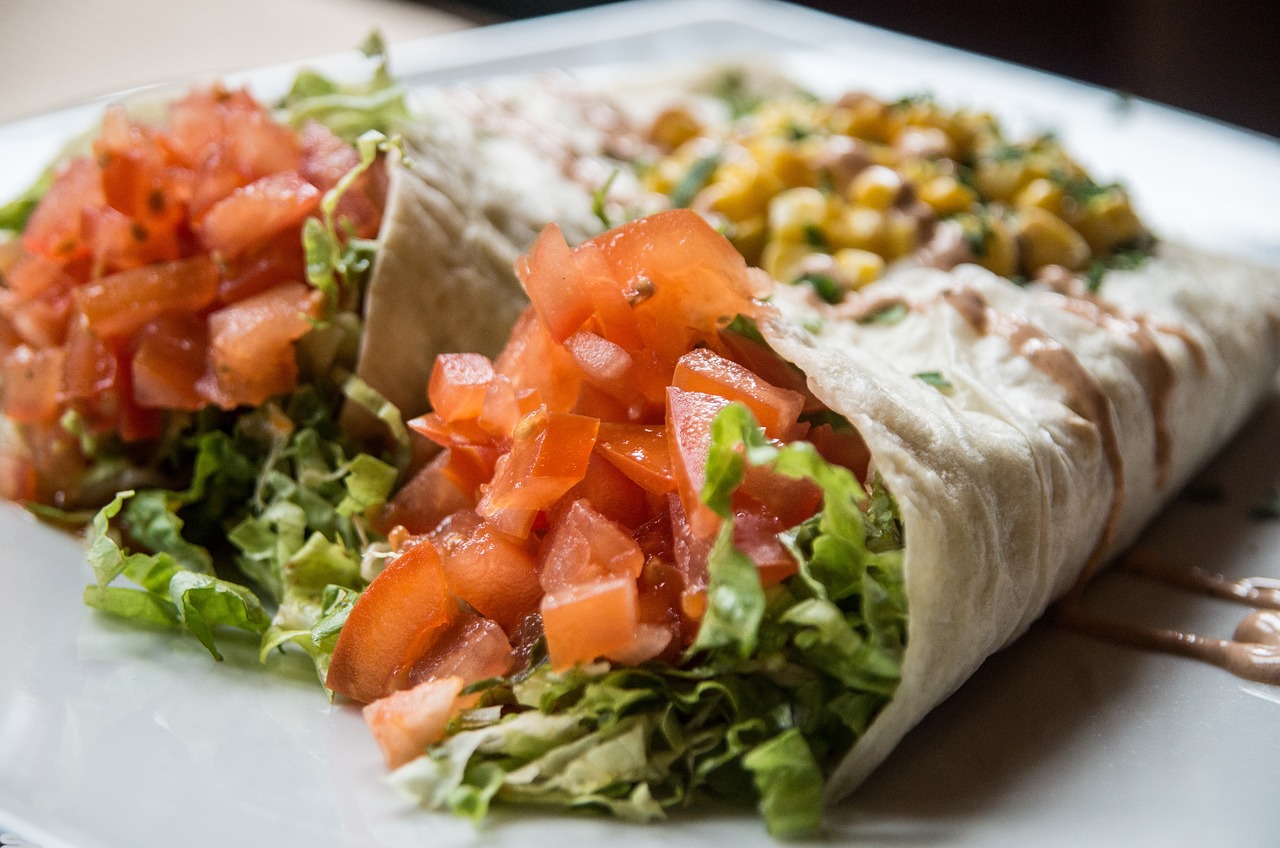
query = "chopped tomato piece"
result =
(668, 493, 711, 622)
(198, 171, 320, 257)
(407, 614, 514, 689)
(519, 223, 593, 343)
(377, 451, 471, 536)
(478, 409, 599, 514)
(131, 313, 209, 411)
(552, 452, 649, 529)
(541, 576, 639, 672)
(362, 675, 465, 769)
(1, 345, 65, 424)
(200, 282, 320, 408)
(739, 463, 823, 529)
(596, 423, 675, 495)
(75, 256, 218, 339)
(808, 423, 871, 482)
(327, 538, 458, 704)
(22, 157, 104, 259)
(733, 509, 798, 585)
(62, 314, 117, 400)
(0, 449, 37, 503)
(495, 308, 582, 413)
(217, 230, 307, 304)
(5, 252, 73, 301)
(672, 347, 804, 439)
(539, 499, 644, 593)
(429, 353, 496, 425)
(431, 510, 542, 633)
(666, 386, 731, 539)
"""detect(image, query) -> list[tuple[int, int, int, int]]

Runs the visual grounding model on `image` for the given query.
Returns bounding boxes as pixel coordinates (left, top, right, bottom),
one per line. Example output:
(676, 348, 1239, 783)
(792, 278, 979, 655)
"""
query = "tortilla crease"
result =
(759, 243, 1280, 801)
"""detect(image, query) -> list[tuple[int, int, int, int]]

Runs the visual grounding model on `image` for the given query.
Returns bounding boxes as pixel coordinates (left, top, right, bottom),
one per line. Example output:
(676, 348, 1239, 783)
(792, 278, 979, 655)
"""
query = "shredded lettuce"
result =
(393, 403, 906, 838)
(81, 388, 397, 679)
(277, 32, 409, 143)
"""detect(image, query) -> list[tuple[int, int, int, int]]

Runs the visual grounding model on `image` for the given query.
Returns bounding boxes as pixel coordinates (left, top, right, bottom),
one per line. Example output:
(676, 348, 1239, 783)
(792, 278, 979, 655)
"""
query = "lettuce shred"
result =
(392, 403, 906, 838)
(82, 386, 398, 680)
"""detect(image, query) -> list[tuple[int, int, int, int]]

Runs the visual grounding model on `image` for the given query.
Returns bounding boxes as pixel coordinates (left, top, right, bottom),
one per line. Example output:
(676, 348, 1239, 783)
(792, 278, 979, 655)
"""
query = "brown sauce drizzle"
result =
(943, 288, 1126, 580)
(1055, 548, 1280, 686)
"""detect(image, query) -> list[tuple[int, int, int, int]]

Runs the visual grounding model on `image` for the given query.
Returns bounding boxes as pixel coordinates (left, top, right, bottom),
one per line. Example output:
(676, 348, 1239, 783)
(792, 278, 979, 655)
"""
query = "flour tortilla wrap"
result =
(758, 244, 1280, 800)
(350, 79, 644, 430)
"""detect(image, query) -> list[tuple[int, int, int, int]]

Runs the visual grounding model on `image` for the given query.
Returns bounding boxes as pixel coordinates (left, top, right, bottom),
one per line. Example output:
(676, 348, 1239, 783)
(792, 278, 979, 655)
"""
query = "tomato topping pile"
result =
(0, 86, 385, 504)
(330, 210, 868, 762)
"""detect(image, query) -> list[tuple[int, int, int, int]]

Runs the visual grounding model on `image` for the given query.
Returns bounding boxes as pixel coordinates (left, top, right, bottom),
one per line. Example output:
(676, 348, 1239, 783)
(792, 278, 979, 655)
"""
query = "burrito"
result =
(320, 194, 1280, 836)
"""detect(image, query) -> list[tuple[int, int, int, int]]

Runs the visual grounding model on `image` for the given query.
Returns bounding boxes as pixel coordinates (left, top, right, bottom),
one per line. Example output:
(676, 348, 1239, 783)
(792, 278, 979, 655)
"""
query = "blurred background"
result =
(463, 0, 1280, 139)
(0, 0, 1276, 138)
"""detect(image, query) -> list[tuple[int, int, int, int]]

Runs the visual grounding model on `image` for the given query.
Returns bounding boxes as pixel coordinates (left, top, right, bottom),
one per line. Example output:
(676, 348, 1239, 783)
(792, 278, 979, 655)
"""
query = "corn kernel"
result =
(827, 205, 885, 253)
(767, 187, 829, 243)
(979, 218, 1019, 277)
(1075, 192, 1146, 255)
(850, 165, 904, 210)
(919, 175, 977, 216)
(1015, 206, 1092, 272)
(761, 239, 818, 282)
(706, 156, 778, 221)
(972, 158, 1029, 202)
(884, 210, 920, 259)
(1014, 177, 1064, 213)
(649, 105, 703, 152)
(832, 248, 885, 288)
(730, 214, 768, 267)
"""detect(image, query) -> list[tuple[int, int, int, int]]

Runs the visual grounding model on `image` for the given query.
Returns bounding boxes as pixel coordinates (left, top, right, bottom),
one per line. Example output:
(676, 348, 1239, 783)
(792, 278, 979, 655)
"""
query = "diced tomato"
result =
(495, 308, 582, 413)
(541, 576, 639, 672)
(672, 347, 804, 439)
(551, 451, 649, 529)
(595, 423, 674, 495)
(808, 423, 871, 482)
(518, 223, 593, 343)
(377, 451, 471, 536)
(565, 331, 632, 399)
(362, 675, 465, 769)
(198, 171, 319, 257)
(429, 353, 496, 425)
(62, 313, 117, 400)
(666, 386, 731, 539)
(327, 538, 458, 704)
(539, 499, 644, 593)
(217, 230, 307, 304)
(668, 493, 711, 622)
(739, 463, 823, 529)
(1, 345, 65, 424)
(23, 157, 104, 259)
(5, 252, 73, 301)
(131, 313, 208, 411)
(0, 449, 37, 503)
(406, 614, 514, 689)
(431, 510, 542, 633)
(598, 210, 766, 365)
(75, 255, 218, 338)
(92, 206, 184, 274)
(5, 290, 70, 349)
(733, 509, 798, 585)
(298, 122, 360, 190)
(478, 409, 599, 514)
(199, 282, 320, 408)
(603, 623, 672, 666)
(224, 104, 302, 180)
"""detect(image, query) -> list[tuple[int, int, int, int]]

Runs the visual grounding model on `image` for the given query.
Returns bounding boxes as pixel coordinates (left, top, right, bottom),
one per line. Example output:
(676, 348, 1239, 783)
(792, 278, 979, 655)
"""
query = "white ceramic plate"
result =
(2, 2, 1279, 846)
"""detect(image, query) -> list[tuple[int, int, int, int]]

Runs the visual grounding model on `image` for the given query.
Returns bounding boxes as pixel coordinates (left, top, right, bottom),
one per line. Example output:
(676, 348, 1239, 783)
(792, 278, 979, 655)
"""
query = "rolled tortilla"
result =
(349, 77, 649, 431)
(759, 244, 1280, 799)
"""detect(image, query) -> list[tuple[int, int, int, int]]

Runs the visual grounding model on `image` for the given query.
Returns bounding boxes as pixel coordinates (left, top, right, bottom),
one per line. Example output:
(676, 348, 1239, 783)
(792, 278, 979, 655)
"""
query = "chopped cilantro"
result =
(802, 223, 828, 250)
(858, 302, 908, 325)
(913, 371, 953, 392)
(794, 272, 844, 305)
(670, 153, 720, 209)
